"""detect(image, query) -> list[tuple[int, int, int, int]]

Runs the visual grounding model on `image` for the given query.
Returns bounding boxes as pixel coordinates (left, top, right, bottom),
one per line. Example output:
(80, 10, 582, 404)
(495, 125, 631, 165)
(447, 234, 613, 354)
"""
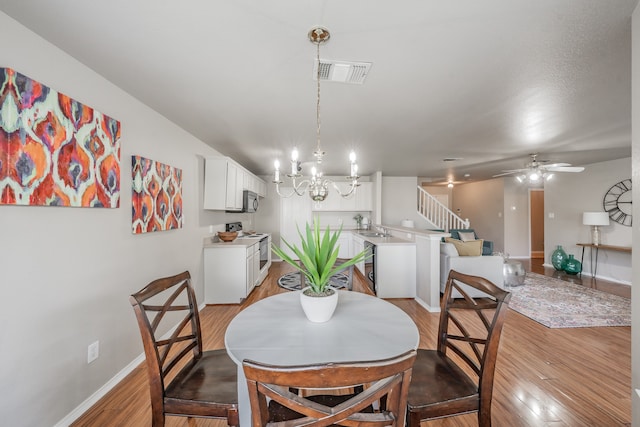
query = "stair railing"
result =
(417, 186, 470, 231)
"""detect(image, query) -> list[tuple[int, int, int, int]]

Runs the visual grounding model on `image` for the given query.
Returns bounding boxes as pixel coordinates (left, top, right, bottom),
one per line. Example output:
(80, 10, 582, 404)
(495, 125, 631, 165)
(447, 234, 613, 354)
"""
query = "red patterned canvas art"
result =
(0, 68, 121, 207)
(132, 155, 183, 234)
(0, 68, 120, 208)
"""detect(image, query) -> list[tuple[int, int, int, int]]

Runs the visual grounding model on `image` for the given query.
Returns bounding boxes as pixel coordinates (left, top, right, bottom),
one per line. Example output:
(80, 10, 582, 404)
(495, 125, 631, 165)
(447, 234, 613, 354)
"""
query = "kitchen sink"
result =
(358, 232, 391, 238)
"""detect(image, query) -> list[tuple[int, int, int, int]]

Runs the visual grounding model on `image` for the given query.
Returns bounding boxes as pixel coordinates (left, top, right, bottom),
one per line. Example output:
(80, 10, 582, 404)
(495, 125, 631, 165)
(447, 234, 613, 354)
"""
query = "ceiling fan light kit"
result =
(273, 27, 360, 202)
(496, 153, 584, 184)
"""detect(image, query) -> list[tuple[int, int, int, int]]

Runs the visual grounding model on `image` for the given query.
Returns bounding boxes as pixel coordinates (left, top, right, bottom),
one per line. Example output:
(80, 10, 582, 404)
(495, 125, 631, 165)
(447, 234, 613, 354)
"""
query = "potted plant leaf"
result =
(272, 220, 370, 322)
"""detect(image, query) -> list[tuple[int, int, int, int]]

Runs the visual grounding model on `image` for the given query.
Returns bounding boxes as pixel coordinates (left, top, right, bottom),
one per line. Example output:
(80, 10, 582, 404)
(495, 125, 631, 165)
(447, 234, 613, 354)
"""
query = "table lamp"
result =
(582, 212, 610, 246)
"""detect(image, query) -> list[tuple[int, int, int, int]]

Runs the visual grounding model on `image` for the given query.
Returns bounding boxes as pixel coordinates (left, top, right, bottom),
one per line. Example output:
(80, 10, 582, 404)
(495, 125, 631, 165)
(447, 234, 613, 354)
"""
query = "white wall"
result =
(381, 176, 432, 229)
(544, 157, 632, 284)
(451, 178, 506, 252)
(503, 178, 531, 257)
(0, 12, 250, 426)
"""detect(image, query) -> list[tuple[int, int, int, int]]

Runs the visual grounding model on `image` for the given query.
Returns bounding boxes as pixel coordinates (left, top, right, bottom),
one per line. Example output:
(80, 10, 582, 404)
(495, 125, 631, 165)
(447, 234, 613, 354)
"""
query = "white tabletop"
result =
(225, 290, 419, 426)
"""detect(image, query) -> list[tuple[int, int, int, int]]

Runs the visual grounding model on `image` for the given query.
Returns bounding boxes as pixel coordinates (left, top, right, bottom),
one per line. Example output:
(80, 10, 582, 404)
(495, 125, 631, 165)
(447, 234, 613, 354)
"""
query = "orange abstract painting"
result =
(132, 155, 182, 234)
(0, 68, 121, 207)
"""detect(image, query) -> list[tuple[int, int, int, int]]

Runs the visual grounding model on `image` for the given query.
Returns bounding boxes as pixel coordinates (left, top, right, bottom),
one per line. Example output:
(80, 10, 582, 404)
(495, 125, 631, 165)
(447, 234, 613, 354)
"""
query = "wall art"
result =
(132, 155, 183, 234)
(0, 67, 121, 207)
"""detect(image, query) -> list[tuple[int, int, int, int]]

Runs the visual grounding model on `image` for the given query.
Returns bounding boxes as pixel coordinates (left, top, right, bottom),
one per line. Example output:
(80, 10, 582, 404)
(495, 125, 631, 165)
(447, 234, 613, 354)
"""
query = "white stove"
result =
(225, 222, 266, 239)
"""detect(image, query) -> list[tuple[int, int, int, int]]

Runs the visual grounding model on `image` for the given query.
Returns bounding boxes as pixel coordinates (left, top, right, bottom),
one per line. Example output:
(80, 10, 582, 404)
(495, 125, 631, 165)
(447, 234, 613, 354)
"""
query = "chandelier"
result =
(273, 27, 359, 202)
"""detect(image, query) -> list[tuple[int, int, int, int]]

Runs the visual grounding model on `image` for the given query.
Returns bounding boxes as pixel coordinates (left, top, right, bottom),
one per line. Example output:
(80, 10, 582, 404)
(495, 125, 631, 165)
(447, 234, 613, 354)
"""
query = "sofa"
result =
(448, 229, 493, 256)
(440, 242, 504, 298)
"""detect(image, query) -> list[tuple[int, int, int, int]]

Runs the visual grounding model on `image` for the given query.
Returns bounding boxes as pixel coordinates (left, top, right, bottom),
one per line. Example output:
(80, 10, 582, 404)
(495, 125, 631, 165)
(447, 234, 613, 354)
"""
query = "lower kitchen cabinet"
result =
(352, 234, 365, 274)
(375, 244, 416, 298)
(204, 242, 261, 304)
(337, 231, 352, 259)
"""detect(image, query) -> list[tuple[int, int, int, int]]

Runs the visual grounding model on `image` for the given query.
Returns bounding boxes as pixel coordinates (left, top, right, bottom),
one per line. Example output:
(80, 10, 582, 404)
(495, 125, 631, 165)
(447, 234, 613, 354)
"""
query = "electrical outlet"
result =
(87, 340, 99, 364)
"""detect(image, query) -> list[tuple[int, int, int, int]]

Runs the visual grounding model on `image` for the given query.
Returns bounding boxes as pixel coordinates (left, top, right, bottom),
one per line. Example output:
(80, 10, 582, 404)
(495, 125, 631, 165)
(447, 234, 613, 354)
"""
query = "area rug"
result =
(277, 272, 350, 291)
(507, 272, 631, 328)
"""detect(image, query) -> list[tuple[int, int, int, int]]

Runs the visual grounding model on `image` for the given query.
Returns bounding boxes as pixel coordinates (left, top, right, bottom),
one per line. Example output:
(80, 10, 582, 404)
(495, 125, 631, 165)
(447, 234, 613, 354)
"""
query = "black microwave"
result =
(243, 190, 259, 213)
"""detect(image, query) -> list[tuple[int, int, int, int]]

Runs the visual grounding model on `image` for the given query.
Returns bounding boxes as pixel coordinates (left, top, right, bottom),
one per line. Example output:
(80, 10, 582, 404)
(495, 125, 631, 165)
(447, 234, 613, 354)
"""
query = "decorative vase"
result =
(563, 254, 582, 275)
(551, 245, 568, 271)
(299, 287, 339, 323)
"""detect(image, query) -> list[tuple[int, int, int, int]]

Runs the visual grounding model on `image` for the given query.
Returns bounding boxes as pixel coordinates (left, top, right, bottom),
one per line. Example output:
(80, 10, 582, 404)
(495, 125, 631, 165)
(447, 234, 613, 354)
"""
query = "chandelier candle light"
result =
(273, 27, 360, 202)
(582, 212, 610, 246)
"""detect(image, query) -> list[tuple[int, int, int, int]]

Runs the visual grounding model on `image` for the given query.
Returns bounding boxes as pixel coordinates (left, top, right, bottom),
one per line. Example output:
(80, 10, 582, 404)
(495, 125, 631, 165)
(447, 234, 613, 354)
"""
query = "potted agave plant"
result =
(272, 220, 369, 322)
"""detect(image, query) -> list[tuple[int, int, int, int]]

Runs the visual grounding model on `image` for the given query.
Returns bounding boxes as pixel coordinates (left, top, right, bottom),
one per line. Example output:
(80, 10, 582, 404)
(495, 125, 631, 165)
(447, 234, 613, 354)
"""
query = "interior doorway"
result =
(529, 189, 544, 259)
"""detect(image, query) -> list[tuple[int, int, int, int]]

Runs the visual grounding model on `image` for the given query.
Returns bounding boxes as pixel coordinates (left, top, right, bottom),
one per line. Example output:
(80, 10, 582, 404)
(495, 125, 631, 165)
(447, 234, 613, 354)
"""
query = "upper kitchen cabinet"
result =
(204, 156, 266, 211)
(355, 182, 373, 211)
(311, 181, 372, 212)
(243, 172, 267, 197)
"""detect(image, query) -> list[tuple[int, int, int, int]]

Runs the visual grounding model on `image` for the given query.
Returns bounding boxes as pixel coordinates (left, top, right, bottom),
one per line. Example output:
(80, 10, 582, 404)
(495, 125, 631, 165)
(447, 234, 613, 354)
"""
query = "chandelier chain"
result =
(272, 26, 359, 202)
(315, 40, 323, 161)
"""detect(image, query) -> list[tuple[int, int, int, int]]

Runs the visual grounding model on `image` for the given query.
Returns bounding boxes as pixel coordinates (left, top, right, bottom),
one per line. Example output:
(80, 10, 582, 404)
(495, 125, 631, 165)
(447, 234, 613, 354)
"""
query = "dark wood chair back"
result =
(243, 350, 416, 426)
(407, 270, 511, 427)
(130, 271, 238, 426)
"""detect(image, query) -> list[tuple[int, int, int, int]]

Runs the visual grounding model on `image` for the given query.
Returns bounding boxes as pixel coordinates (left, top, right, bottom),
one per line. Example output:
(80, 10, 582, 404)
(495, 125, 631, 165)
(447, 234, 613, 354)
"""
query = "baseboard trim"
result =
(414, 296, 440, 313)
(541, 263, 631, 286)
(53, 354, 145, 427)
(53, 307, 201, 427)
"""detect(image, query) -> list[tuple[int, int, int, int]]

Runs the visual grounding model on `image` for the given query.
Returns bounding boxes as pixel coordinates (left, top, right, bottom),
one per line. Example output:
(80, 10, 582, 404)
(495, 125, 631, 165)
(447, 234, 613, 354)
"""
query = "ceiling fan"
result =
(493, 153, 585, 183)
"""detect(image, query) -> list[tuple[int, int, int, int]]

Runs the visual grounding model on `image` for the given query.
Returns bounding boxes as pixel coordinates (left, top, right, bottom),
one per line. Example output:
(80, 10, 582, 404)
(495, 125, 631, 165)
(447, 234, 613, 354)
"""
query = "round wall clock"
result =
(602, 178, 632, 226)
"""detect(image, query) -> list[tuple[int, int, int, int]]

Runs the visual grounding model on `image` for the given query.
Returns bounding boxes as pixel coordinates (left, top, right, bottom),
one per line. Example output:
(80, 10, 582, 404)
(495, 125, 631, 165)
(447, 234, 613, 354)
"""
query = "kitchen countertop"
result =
(352, 230, 415, 246)
(203, 234, 270, 249)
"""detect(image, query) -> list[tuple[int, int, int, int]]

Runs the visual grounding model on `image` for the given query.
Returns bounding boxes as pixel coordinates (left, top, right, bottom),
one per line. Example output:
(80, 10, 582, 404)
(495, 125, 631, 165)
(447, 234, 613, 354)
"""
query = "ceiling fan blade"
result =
(545, 166, 584, 172)
(492, 171, 521, 177)
(543, 162, 571, 168)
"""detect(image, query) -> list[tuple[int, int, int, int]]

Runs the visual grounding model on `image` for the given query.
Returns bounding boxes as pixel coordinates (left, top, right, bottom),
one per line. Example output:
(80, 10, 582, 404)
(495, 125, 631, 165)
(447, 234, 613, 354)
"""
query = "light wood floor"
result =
(71, 261, 631, 426)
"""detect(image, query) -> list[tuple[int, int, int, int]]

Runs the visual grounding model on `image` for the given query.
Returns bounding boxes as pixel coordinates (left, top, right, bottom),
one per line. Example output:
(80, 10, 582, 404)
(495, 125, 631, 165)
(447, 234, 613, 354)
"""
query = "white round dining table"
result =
(225, 290, 420, 426)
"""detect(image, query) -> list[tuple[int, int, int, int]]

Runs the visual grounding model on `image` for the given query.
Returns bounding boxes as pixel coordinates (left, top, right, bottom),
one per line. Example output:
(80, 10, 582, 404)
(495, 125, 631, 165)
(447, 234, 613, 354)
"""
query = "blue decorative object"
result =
(563, 254, 582, 275)
(551, 245, 568, 271)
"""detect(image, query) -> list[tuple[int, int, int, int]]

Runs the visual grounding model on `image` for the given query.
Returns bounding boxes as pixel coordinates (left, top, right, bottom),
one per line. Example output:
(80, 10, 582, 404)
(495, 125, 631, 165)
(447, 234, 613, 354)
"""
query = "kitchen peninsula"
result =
(355, 226, 448, 312)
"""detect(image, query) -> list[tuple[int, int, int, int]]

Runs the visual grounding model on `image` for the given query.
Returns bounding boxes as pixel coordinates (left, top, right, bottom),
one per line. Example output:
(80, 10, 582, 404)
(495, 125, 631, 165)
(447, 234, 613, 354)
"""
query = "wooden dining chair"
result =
(130, 271, 239, 426)
(406, 270, 511, 427)
(243, 350, 416, 426)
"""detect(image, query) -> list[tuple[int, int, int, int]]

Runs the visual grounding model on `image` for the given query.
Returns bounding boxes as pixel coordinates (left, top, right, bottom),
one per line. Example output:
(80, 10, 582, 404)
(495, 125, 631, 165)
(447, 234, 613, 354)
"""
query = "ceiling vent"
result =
(314, 60, 372, 84)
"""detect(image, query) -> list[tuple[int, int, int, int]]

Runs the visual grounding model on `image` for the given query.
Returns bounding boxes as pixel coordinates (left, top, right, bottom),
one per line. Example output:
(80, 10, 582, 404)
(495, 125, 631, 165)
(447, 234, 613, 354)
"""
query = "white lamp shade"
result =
(582, 212, 610, 226)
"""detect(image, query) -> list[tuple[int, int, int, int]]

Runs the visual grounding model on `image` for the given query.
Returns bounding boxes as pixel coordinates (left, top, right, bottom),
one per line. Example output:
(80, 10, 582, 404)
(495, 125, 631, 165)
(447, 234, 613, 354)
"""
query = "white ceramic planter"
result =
(299, 287, 339, 323)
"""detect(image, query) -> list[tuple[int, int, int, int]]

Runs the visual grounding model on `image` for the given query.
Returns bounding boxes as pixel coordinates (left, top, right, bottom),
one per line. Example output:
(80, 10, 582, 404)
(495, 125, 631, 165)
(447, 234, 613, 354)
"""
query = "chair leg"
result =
(227, 408, 240, 427)
(151, 411, 165, 427)
(406, 411, 420, 427)
(478, 407, 492, 427)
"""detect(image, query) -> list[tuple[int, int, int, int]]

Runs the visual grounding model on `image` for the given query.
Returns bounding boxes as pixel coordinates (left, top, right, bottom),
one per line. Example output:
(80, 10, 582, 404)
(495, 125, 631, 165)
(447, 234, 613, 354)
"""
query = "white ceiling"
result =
(0, 0, 636, 184)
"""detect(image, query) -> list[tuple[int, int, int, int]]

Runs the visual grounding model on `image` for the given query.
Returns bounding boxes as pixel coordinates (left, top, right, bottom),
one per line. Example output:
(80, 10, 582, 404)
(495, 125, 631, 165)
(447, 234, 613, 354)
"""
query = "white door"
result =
(279, 189, 312, 259)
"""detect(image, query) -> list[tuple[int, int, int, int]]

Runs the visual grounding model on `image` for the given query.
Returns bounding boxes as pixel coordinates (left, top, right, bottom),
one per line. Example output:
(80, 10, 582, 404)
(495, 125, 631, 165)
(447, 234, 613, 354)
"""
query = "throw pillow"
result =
(445, 237, 483, 256)
(457, 231, 477, 242)
(440, 242, 459, 257)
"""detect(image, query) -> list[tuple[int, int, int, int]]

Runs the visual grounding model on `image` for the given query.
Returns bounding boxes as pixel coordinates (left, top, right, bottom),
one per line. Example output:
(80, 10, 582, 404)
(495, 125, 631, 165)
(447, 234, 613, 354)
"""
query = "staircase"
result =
(417, 186, 470, 231)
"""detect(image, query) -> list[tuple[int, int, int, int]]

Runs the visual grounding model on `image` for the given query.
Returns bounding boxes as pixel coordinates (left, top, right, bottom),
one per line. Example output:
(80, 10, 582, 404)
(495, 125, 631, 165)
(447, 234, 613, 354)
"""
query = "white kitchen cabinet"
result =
(257, 180, 267, 197)
(337, 231, 352, 258)
(204, 156, 267, 210)
(355, 182, 373, 211)
(245, 243, 261, 294)
(205, 241, 260, 304)
(375, 244, 416, 298)
(225, 162, 243, 211)
(279, 189, 312, 259)
(352, 234, 365, 274)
